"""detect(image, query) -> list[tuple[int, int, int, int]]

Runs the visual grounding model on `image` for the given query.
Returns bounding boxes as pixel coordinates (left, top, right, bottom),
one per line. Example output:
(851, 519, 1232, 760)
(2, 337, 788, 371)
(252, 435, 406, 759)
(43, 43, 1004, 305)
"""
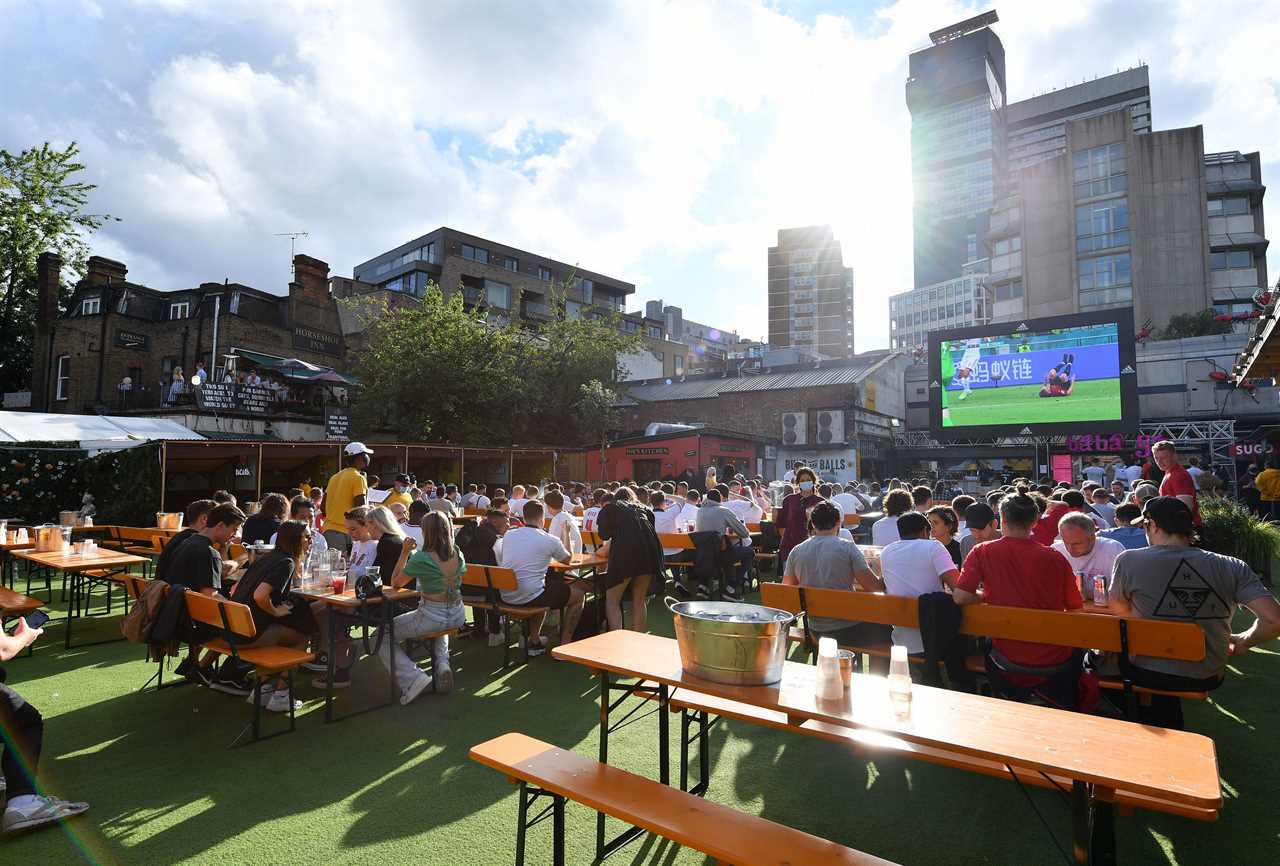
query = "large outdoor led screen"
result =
(928, 308, 1138, 438)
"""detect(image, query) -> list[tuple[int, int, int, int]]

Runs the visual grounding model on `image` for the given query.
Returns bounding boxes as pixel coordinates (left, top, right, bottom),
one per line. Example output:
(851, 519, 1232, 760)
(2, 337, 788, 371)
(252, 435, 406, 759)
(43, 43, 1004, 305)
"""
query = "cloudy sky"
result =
(3, 0, 1278, 351)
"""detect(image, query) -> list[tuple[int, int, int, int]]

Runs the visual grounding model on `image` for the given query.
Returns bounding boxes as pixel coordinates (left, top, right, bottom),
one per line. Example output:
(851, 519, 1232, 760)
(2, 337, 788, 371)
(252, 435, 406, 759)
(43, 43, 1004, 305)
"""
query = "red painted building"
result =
(565, 428, 767, 484)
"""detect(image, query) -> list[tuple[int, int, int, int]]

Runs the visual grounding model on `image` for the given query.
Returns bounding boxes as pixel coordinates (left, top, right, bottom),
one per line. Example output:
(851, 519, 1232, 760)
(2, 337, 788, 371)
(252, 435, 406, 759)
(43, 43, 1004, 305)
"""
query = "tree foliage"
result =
(0, 142, 114, 393)
(348, 280, 642, 446)
(1160, 309, 1232, 341)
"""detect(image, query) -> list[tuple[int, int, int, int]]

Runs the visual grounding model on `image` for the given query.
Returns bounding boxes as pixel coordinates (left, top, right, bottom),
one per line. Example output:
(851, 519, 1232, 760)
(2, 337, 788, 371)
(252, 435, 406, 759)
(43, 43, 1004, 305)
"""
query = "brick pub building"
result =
(29, 251, 351, 438)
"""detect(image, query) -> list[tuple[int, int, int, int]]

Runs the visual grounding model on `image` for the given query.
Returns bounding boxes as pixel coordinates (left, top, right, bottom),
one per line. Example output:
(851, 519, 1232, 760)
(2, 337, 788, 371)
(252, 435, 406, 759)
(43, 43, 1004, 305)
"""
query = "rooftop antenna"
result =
(274, 232, 310, 272)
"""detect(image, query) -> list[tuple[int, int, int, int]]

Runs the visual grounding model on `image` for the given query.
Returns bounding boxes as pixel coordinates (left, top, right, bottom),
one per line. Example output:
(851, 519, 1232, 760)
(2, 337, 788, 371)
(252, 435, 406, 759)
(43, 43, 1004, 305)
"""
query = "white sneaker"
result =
(265, 690, 302, 714)
(400, 675, 433, 706)
(487, 632, 506, 648)
(3, 796, 89, 834)
(246, 686, 275, 707)
(434, 666, 454, 694)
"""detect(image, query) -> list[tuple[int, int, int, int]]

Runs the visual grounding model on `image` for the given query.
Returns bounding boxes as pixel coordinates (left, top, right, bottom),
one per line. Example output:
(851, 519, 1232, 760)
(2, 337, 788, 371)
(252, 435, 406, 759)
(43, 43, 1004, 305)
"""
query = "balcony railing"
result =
(521, 300, 553, 320)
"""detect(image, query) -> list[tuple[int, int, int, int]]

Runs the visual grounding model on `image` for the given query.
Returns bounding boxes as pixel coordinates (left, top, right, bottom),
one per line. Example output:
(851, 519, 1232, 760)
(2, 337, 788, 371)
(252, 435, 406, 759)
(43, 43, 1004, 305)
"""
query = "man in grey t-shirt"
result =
(1103, 497, 1280, 728)
(782, 503, 885, 669)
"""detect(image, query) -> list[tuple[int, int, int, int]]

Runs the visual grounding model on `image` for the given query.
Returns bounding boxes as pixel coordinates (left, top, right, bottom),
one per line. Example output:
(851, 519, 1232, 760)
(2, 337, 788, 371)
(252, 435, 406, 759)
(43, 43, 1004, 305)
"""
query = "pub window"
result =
(79, 297, 100, 316)
(169, 301, 191, 320)
(55, 355, 71, 401)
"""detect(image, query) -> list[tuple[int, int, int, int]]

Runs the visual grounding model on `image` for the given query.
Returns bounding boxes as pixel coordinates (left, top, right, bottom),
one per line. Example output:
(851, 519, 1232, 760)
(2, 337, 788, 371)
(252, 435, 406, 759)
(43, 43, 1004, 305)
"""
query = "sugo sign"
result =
(1230, 441, 1273, 459)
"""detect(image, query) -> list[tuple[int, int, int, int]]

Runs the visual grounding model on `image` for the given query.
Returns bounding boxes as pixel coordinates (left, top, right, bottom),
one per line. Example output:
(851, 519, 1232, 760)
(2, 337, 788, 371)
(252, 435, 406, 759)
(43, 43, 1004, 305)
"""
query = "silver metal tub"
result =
(667, 598, 795, 685)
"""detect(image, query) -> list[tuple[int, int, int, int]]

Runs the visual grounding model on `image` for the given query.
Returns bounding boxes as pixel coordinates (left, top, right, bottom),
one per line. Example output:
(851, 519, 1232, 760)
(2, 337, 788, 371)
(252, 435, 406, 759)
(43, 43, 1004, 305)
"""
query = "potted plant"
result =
(1198, 497, 1280, 585)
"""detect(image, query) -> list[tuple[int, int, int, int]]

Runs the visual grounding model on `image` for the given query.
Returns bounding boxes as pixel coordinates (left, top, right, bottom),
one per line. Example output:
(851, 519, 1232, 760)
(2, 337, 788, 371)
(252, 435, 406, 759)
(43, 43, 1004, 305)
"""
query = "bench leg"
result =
(1071, 781, 1116, 866)
(514, 782, 566, 866)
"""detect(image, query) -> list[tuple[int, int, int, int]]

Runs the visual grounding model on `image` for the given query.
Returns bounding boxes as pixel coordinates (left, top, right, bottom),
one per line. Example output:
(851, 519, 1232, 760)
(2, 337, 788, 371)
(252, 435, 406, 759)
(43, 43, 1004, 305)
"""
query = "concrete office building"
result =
(905, 11, 1006, 288)
(985, 106, 1267, 331)
(888, 273, 991, 350)
(352, 227, 633, 326)
(766, 225, 855, 359)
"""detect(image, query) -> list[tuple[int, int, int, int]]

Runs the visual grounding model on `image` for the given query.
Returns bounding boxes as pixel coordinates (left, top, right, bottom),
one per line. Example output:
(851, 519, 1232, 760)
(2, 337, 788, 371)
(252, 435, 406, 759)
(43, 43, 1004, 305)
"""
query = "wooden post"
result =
(255, 443, 263, 501)
(160, 441, 168, 512)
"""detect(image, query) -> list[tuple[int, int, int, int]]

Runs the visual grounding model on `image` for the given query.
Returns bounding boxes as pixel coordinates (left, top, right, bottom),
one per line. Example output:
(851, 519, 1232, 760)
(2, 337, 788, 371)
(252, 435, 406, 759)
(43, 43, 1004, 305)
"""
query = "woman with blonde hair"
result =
(380, 511, 467, 704)
(355, 504, 406, 581)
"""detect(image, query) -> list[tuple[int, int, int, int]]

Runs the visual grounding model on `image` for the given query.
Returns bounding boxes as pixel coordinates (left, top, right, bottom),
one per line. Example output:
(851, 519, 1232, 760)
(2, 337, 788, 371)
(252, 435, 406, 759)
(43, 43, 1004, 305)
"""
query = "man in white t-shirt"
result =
(544, 490, 582, 557)
(1051, 512, 1126, 603)
(649, 489, 685, 557)
(831, 484, 865, 516)
(507, 485, 531, 523)
(582, 489, 608, 533)
(1082, 460, 1107, 487)
(498, 501, 585, 655)
(880, 512, 961, 656)
(676, 490, 703, 530)
(1124, 461, 1144, 485)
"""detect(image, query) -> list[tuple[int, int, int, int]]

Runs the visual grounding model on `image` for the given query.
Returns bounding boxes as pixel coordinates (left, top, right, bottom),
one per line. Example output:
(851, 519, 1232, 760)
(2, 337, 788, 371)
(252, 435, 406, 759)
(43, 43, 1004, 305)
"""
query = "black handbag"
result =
(355, 570, 384, 600)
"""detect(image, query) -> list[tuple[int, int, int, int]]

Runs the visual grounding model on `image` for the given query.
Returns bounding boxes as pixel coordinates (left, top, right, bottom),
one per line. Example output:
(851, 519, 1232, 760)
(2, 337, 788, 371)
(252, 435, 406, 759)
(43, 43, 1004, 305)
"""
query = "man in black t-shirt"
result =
(165, 504, 245, 686)
(154, 499, 215, 584)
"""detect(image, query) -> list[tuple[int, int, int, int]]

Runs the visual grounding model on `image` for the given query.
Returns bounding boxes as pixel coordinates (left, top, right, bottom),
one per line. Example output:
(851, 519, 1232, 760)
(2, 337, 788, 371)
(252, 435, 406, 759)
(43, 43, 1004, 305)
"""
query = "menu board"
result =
(325, 409, 350, 441)
(193, 383, 275, 414)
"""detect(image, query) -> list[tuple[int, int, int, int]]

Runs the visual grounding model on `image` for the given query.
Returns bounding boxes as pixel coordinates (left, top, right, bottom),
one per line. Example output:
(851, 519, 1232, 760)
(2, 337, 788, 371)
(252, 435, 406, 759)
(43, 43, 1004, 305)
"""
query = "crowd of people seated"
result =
(104, 439, 1280, 740)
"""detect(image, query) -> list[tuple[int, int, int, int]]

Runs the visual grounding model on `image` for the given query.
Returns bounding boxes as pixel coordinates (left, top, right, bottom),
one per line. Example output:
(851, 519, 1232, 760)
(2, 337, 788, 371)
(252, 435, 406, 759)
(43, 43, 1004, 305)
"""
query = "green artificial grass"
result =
(942, 379, 1123, 428)
(3, 579, 1277, 865)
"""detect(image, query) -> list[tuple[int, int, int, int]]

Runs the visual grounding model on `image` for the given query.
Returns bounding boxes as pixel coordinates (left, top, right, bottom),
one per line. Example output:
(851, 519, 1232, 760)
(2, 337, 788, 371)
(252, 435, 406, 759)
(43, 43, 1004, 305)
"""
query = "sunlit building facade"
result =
(767, 225, 855, 359)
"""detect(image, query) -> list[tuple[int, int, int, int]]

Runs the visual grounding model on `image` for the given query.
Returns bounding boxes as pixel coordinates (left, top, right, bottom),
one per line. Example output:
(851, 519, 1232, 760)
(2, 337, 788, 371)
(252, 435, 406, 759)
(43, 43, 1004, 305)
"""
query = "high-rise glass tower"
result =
(905, 11, 1006, 288)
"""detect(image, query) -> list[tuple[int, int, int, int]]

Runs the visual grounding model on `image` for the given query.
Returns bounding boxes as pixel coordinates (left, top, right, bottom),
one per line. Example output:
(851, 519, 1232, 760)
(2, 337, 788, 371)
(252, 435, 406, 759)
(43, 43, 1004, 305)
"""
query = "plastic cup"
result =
(836, 649, 855, 687)
(331, 574, 347, 594)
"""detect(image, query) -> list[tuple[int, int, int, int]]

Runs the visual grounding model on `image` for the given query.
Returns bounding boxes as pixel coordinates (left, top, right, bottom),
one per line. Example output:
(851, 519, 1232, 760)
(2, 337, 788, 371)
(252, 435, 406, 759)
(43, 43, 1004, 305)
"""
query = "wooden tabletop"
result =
(13, 548, 150, 572)
(0, 540, 34, 552)
(548, 552, 610, 571)
(551, 631, 1221, 810)
(292, 586, 420, 609)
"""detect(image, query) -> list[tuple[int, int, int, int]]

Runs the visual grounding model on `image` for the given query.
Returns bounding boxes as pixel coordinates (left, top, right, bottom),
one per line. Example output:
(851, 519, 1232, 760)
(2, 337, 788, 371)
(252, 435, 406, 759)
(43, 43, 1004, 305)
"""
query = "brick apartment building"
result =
(30, 252, 349, 420)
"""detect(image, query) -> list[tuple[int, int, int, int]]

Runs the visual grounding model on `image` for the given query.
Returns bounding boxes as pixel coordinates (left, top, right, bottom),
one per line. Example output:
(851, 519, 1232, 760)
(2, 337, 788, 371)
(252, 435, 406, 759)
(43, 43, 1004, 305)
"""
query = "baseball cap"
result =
(343, 442, 374, 456)
(395, 473, 411, 485)
(1131, 496, 1195, 534)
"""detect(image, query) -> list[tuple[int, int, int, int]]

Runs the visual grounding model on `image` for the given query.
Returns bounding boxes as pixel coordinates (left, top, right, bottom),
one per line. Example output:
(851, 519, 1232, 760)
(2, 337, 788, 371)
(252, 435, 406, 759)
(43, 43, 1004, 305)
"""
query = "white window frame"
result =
(169, 301, 191, 320)
(79, 297, 100, 316)
(55, 355, 71, 401)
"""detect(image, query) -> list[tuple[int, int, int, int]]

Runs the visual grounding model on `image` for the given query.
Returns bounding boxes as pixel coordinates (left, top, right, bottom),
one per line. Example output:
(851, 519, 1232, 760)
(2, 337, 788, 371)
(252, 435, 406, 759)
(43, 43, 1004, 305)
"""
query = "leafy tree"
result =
(1160, 309, 1232, 341)
(576, 379, 619, 479)
(0, 142, 115, 393)
(347, 278, 643, 447)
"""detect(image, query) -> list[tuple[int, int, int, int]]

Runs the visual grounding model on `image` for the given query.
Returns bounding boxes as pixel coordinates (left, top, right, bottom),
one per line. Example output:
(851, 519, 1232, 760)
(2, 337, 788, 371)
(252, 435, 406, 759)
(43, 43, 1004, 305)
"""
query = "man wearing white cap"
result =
(323, 442, 373, 552)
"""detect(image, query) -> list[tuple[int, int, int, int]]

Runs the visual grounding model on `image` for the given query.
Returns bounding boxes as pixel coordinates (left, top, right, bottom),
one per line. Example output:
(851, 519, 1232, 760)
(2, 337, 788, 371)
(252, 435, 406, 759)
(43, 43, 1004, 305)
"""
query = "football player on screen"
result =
(951, 338, 982, 401)
(1039, 352, 1075, 398)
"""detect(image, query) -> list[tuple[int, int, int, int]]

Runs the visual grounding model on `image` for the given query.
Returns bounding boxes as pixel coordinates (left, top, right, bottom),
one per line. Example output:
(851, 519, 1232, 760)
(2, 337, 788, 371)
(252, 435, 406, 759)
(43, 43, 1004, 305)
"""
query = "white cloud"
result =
(1, 0, 1277, 352)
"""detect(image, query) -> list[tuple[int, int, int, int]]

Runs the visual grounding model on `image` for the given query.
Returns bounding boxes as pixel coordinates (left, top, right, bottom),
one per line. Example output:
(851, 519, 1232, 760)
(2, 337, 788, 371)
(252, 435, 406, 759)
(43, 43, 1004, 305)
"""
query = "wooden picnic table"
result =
(14, 548, 149, 649)
(292, 585, 421, 723)
(552, 630, 1221, 866)
(0, 539, 35, 589)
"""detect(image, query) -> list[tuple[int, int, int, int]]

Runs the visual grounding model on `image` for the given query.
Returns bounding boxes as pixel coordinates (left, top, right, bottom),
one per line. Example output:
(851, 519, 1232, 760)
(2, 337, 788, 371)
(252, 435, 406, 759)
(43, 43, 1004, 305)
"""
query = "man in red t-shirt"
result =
(956, 493, 1083, 670)
(1030, 489, 1093, 547)
(1152, 440, 1202, 526)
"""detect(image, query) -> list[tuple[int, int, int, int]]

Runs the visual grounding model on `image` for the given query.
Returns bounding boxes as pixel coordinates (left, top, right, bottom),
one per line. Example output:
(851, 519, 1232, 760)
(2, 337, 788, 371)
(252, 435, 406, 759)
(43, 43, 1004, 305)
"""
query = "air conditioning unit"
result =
(815, 409, 845, 444)
(781, 411, 807, 445)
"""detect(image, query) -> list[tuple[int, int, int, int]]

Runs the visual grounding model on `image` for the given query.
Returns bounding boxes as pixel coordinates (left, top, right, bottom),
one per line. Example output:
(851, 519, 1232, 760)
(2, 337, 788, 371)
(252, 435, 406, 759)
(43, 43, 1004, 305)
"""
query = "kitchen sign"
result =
(626, 446, 669, 455)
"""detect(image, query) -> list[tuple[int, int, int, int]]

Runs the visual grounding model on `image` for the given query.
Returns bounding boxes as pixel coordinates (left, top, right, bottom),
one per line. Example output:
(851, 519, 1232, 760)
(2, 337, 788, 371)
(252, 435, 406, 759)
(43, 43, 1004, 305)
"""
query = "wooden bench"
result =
(462, 564, 550, 667)
(471, 732, 898, 866)
(185, 589, 314, 746)
(0, 587, 44, 657)
(664, 688, 1218, 823)
(759, 583, 1211, 710)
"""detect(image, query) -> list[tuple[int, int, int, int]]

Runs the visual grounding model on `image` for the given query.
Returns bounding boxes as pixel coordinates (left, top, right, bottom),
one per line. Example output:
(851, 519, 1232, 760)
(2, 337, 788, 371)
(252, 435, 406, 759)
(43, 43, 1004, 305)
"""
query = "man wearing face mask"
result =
(383, 474, 413, 511)
(777, 466, 823, 567)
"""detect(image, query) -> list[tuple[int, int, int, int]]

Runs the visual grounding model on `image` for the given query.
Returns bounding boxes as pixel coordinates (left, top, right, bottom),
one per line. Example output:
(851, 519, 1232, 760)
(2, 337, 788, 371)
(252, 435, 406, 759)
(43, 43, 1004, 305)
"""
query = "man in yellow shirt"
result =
(1255, 459, 1280, 520)
(383, 473, 414, 512)
(323, 442, 372, 552)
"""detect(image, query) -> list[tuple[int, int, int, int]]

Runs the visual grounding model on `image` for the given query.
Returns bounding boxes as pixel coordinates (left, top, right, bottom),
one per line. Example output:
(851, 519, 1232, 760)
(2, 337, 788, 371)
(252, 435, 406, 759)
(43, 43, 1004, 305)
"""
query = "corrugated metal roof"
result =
(624, 361, 879, 403)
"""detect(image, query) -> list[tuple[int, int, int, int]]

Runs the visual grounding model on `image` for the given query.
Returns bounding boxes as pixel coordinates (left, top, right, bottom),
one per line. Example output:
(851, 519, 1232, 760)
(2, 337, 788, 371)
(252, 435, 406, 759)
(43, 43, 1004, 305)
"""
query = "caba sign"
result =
(1066, 433, 1156, 458)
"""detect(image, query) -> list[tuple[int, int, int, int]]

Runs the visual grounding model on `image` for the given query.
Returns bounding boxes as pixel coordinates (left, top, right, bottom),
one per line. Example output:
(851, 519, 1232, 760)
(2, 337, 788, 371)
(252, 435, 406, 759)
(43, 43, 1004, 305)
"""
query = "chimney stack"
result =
(289, 254, 330, 305)
(85, 255, 127, 287)
(36, 252, 62, 326)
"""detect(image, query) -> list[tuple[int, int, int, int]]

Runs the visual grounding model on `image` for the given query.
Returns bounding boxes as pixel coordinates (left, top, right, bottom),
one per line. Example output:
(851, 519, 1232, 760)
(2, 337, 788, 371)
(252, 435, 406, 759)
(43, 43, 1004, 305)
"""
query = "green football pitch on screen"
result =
(940, 379, 1123, 428)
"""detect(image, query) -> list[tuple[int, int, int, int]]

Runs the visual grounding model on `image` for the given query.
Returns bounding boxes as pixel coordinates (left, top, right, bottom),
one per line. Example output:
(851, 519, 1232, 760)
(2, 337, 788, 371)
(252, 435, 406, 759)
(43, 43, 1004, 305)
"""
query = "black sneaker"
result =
(174, 656, 196, 679)
(301, 653, 329, 673)
(209, 670, 253, 697)
(722, 585, 744, 602)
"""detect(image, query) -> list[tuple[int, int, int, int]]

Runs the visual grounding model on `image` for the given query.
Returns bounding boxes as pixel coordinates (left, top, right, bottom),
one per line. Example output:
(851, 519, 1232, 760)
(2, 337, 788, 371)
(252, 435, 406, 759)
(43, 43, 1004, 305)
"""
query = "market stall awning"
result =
(0, 411, 203, 448)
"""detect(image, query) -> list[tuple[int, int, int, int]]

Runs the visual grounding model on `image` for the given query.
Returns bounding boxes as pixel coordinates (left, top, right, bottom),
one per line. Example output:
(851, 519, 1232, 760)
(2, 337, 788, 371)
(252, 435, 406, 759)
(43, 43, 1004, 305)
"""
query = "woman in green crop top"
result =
(378, 511, 467, 705)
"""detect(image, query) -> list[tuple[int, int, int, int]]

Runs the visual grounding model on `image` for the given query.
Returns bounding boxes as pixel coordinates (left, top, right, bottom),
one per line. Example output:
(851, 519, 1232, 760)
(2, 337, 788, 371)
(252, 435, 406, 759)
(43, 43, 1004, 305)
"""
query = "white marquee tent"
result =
(0, 411, 203, 451)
